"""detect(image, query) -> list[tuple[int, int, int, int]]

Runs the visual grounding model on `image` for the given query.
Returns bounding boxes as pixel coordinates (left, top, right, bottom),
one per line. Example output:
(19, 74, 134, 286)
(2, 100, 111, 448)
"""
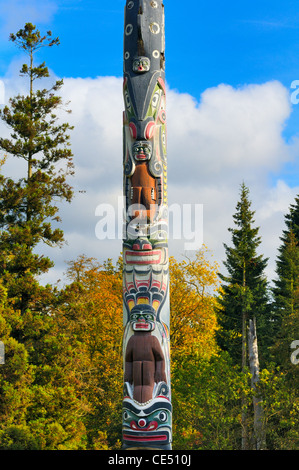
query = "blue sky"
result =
(0, 0, 298, 284)
(1, 1, 299, 97)
(1, 0, 298, 141)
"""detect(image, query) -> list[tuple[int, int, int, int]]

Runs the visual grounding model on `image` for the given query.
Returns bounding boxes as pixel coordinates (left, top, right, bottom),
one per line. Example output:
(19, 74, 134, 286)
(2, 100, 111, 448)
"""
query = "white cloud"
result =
(59, 76, 123, 190)
(166, 80, 298, 282)
(167, 80, 291, 187)
(0, 0, 57, 37)
(0, 68, 298, 286)
(254, 180, 299, 283)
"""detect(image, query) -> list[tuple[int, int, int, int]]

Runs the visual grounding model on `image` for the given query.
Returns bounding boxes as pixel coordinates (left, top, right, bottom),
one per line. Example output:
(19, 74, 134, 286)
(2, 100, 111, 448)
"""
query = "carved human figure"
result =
(122, 0, 171, 450)
(130, 141, 156, 220)
(124, 307, 167, 403)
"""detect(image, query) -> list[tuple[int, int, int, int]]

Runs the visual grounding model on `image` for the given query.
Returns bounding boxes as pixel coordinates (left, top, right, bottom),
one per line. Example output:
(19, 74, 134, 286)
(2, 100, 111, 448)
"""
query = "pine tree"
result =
(0, 24, 82, 450)
(272, 195, 299, 319)
(0, 23, 74, 316)
(216, 183, 271, 449)
(216, 183, 270, 368)
(272, 196, 299, 375)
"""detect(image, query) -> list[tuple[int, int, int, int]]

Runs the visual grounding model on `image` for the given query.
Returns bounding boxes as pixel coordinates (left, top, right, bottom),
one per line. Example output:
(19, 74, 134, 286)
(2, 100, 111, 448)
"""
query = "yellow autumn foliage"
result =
(56, 248, 220, 448)
(170, 246, 220, 364)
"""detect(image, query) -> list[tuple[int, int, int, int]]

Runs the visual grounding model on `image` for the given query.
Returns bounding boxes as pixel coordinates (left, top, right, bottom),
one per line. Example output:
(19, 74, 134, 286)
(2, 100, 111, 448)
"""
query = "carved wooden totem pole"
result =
(122, 0, 172, 450)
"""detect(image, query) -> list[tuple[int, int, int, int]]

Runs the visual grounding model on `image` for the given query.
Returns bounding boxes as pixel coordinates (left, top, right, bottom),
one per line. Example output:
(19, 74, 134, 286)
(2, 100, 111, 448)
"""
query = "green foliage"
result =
(0, 23, 81, 450)
(271, 196, 299, 389)
(0, 23, 298, 452)
(256, 367, 299, 449)
(217, 183, 271, 366)
(0, 22, 74, 315)
(0, 249, 298, 450)
(172, 352, 249, 450)
(272, 196, 299, 327)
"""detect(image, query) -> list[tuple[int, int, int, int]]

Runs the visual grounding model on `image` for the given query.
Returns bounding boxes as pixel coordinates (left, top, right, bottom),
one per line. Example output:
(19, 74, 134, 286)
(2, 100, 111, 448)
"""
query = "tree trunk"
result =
(248, 317, 266, 449)
(28, 47, 33, 182)
(241, 264, 248, 450)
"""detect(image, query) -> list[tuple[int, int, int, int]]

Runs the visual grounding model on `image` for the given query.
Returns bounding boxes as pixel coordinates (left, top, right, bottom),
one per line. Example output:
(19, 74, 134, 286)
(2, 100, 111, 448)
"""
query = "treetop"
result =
(9, 23, 60, 53)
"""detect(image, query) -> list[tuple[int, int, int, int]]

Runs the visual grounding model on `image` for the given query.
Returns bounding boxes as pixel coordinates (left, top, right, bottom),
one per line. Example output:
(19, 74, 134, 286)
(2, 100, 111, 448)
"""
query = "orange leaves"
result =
(53, 250, 221, 448)
(170, 246, 220, 362)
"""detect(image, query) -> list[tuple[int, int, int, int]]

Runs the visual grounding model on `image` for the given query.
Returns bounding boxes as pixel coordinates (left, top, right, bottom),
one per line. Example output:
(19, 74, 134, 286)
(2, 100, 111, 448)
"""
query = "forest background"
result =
(0, 18, 298, 451)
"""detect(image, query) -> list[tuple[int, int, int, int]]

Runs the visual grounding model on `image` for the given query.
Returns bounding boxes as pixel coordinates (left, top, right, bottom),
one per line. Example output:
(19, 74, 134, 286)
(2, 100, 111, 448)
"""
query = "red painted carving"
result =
(130, 161, 157, 219)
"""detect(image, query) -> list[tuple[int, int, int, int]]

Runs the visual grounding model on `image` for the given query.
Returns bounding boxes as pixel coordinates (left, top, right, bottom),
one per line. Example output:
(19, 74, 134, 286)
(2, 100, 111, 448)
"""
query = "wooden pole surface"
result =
(122, 0, 172, 450)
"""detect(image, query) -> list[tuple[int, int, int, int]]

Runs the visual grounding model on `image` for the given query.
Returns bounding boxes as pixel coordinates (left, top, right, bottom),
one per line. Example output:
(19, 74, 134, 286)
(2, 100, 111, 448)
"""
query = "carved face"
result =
(130, 306, 156, 331)
(132, 141, 152, 161)
(133, 56, 151, 73)
(122, 398, 172, 446)
(130, 312, 156, 331)
(123, 407, 171, 431)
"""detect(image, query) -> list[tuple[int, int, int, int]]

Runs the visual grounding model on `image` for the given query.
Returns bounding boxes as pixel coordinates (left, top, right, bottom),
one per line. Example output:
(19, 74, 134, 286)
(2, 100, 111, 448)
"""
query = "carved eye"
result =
(125, 91, 131, 110)
(152, 91, 160, 108)
(123, 411, 129, 420)
(159, 411, 167, 422)
(159, 109, 166, 124)
(142, 60, 150, 70)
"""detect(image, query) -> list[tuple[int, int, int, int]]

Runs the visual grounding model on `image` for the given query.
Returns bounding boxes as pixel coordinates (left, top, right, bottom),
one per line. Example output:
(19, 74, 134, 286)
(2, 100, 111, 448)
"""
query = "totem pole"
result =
(122, 0, 172, 450)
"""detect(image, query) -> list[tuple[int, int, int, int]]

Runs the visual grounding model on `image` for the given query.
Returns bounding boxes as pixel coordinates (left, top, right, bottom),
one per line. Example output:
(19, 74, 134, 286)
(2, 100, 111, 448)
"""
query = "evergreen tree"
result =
(216, 183, 270, 367)
(0, 24, 79, 449)
(272, 195, 299, 320)
(0, 23, 74, 316)
(285, 195, 299, 238)
(272, 196, 299, 376)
